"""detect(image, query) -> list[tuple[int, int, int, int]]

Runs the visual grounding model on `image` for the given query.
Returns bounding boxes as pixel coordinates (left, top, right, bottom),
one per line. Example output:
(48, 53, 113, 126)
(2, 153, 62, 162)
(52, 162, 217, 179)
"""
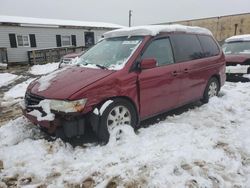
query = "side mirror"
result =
(140, 58, 157, 69)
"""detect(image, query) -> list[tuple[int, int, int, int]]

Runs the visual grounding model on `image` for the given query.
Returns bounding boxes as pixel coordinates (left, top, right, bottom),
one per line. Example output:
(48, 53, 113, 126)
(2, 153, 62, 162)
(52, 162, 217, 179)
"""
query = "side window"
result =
(171, 34, 203, 63)
(198, 35, 220, 57)
(142, 38, 174, 66)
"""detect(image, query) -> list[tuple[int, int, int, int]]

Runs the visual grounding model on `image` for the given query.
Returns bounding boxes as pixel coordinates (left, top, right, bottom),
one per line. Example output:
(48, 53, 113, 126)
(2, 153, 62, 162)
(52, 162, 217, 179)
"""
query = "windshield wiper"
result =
(82, 63, 108, 70)
(76, 62, 108, 70)
(94, 64, 108, 70)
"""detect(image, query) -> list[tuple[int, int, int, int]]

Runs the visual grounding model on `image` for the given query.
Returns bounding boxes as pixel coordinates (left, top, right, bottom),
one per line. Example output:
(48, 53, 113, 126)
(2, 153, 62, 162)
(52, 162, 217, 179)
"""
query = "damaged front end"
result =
(21, 92, 99, 139)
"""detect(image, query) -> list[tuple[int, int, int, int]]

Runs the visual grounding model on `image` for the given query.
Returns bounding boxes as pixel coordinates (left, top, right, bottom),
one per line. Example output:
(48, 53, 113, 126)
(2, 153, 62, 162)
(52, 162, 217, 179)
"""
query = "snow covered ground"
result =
(226, 65, 250, 74)
(1, 76, 250, 187)
(29, 62, 59, 75)
(0, 73, 19, 88)
(3, 78, 35, 101)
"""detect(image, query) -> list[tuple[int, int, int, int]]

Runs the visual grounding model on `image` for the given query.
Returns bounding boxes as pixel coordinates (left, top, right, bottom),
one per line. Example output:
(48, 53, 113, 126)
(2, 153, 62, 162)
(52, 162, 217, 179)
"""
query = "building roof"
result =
(0, 15, 124, 29)
(104, 24, 212, 38)
(157, 12, 250, 25)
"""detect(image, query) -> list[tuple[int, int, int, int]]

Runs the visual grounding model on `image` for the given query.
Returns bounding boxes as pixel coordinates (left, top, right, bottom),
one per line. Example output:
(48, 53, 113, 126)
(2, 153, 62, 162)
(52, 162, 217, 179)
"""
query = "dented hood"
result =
(30, 66, 114, 99)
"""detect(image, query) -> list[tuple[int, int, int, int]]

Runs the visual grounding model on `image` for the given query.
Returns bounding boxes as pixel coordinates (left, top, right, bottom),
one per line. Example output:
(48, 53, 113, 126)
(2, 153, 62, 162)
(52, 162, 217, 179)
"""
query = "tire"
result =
(201, 77, 219, 104)
(97, 98, 137, 143)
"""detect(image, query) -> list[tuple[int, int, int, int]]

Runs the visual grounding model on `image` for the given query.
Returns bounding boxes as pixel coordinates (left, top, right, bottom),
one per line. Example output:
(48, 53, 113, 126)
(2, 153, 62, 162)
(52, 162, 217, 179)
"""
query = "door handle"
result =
(172, 71, 178, 76)
(184, 68, 189, 73)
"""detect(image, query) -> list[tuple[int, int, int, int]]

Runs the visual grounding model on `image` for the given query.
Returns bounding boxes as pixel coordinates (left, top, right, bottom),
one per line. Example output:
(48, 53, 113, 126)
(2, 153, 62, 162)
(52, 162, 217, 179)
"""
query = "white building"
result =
(0, 15, 123, 64)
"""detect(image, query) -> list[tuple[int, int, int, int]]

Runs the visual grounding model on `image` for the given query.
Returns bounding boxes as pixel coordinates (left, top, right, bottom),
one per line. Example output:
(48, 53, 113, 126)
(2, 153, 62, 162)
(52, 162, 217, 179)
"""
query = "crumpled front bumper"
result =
(21, 106, 60, 134)
(21, 103, 89, 138)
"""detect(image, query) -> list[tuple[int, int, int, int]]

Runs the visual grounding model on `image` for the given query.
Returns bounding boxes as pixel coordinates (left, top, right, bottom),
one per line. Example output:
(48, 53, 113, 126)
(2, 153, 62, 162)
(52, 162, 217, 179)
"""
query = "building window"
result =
(84, 32, 95, 47)
(61, 35, 71, 46)
(17, 35, 30, 47)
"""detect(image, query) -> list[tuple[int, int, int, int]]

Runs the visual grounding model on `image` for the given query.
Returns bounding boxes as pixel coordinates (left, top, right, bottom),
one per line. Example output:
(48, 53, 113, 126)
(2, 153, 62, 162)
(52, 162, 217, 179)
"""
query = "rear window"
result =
(171, 34, 203, 63)
(198, 35, 220, 57)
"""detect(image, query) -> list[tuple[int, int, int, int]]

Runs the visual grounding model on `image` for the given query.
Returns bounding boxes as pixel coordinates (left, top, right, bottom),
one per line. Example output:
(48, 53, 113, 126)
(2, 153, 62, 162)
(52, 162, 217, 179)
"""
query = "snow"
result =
(99, 100, 113, 115)
(239, 50, 250, 54)
(93, 108, 99, 115)
(29, 62, 59, 75)
(0, 63, 7, 68)
(0, 15, 123, 29)
(0, 73, 18, 88)
(3, 78, 35, 100)
(37, 67, 66, 92)
(225, 34, 250, 43)
(1, 82, 250, 187)
(226, 65, 250, 74)
(243, 74, 250, 79)
(1, 60, 250, 187)
(80, 64, 102, 69)
(61, 57, 101, 69)
(28, 100, 55, 121)
(104, 24, 213, 38)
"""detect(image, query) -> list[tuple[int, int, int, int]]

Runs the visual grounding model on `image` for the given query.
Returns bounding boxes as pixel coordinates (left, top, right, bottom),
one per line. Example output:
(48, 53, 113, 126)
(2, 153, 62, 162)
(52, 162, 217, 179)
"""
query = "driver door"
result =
(138, 37, 181, 119)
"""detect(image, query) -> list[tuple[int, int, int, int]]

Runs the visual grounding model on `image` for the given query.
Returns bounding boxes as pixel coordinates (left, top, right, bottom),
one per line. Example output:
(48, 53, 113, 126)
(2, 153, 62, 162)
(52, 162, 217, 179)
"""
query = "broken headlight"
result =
(50, 98, 87, 113)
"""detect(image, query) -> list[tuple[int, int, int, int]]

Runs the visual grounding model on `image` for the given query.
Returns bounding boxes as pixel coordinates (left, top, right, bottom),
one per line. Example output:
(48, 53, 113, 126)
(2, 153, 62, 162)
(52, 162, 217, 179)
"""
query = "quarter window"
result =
(171, 34, 203, 63)
(198, 35, 220, 57)
(142, 38, 174, 66)
(17, 35, 30, 47)
(61, 35, 71, 46)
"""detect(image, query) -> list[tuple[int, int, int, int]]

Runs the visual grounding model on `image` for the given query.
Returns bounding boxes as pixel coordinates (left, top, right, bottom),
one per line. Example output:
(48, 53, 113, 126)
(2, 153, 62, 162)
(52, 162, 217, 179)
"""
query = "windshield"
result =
(222, 41, 250, 55)
(76, 36, 144, 70)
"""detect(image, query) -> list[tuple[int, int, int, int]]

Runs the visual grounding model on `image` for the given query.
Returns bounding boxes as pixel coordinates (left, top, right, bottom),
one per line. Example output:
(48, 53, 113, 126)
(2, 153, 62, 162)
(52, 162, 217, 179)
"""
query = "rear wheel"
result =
(97, 99, 137, 143)
(201, 77, 219, 103)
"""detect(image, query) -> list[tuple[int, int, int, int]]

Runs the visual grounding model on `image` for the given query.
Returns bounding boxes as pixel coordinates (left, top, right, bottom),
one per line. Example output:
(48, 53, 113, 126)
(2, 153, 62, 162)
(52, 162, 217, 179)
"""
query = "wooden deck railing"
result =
(27, 46, 87, 64)
(0, 47, 8, 64)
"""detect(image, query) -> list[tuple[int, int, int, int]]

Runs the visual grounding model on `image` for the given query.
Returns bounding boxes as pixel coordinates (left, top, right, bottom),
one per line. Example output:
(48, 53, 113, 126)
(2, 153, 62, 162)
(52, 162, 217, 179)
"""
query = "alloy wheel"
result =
(208, 82, 218, 98)
(107, 105, 131, 131)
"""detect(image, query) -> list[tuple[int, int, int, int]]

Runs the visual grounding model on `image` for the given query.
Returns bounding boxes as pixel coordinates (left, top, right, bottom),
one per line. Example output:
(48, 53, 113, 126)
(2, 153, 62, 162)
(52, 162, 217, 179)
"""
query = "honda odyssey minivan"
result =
(22, 25, 226, 143)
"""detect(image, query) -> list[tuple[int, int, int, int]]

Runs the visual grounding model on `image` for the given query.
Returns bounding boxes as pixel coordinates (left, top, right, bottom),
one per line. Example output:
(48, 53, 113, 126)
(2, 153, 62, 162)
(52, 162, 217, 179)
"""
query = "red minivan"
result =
(222, 34, 250, 75)
(22, 25, 226, 142)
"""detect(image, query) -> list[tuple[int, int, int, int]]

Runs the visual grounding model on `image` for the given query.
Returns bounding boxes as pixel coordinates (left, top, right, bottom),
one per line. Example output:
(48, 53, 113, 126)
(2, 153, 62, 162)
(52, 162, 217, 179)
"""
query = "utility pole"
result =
(129, 10, 132, 27)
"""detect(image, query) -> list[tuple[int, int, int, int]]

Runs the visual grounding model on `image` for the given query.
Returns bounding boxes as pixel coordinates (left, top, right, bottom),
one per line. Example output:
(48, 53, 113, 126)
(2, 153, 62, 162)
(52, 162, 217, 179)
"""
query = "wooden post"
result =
(44, 51, 47, 63)
(5, 48, 8, 66)
(32, 50, 36, 64)
(49, 50, 52, 63)
(56, 49, 60, 62)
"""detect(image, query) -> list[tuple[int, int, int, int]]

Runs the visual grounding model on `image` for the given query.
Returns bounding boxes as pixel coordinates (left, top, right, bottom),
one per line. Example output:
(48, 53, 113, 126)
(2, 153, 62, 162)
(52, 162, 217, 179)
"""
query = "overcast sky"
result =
(1, 0, 249, 26)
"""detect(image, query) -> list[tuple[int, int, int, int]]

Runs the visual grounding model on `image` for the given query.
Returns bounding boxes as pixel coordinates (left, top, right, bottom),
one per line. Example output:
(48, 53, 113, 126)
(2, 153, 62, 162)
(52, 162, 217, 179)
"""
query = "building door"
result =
(0, 48, 8, 64)
(84, 32, 95, 47)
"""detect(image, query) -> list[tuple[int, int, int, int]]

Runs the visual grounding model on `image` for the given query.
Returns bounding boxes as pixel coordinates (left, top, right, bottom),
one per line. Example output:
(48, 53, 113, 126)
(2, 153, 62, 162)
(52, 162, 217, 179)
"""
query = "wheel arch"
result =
(210, 74, 221, 89)
(201, 74, 220, 103)
(96, 96, 140, 126)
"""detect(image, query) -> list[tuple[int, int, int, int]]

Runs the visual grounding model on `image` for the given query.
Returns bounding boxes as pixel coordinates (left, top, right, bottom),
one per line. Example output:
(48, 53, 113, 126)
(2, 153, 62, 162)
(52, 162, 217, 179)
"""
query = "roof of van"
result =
(103, 24, 213, 38)
(225, 34, 250, 43)
(0, 15, 123, 29)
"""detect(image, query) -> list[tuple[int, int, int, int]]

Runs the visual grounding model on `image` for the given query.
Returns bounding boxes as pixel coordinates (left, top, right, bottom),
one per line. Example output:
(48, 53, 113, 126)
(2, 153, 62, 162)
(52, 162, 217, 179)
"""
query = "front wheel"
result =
(201, 77, 220, 103)
(97, 99, 137, 143)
